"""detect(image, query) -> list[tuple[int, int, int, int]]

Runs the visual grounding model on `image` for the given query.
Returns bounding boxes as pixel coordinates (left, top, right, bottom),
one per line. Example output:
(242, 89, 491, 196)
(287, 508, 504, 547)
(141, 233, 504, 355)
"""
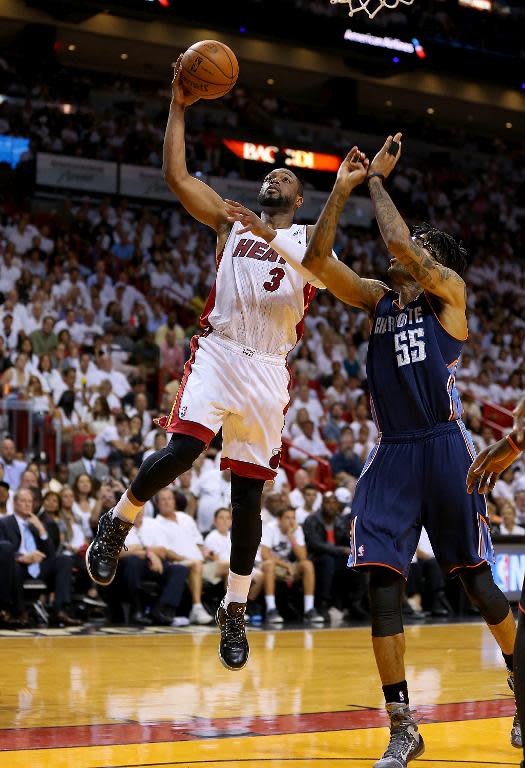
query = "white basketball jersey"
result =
(201, 222, 316, 356)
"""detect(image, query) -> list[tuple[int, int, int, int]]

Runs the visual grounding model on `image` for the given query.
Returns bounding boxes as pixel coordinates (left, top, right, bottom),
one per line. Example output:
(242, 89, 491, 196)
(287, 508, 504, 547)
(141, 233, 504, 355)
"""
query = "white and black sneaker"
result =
(85, 509, 132, 586)
(374, 703, 425, 768)
(508, 673, 522, 748)
(216, 600, 249, 671)
(265, 609, 284, 624)
(304, 608, 326, 624)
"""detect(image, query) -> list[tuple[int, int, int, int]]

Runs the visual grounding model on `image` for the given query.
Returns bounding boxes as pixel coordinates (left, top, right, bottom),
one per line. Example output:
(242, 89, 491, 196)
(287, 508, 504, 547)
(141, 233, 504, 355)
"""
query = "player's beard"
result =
(387, 261, 416, 288)
(257, 188, 294, 211)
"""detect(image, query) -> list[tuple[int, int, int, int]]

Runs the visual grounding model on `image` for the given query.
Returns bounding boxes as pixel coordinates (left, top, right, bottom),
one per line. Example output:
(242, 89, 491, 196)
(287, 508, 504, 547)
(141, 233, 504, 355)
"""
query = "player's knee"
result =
(131, 434, 205, 502)
(166, 434, 205, 474)
(460, 564, 509, 626)
(369, 567, 404, 638)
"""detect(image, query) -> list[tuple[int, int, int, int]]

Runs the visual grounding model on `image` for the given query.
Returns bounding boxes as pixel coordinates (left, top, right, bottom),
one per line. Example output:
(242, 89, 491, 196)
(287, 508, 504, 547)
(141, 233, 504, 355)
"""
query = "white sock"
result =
(193, 602, 203, 610)
(224, 570, 251, 608)
(304, 594, 314, 613)
(265, 595, 276, 612)
(112, 490, 143, 523)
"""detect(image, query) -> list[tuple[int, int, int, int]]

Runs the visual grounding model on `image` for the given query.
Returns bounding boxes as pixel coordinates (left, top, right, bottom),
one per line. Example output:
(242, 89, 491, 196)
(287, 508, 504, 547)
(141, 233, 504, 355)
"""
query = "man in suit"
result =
(303, 491, 368, 622)
(0, 489, 80, 626)
(68, 440, 108, 486)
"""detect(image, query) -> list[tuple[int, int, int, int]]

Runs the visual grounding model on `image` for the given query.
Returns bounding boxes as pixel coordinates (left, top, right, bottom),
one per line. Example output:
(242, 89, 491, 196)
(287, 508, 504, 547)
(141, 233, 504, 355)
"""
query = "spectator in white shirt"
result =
(91, 355, 130, 400)
(294, 484, 320, 525)
(350, 402, 378, 443)
(79, 309, 103, 347)
(289, 469, 322, 512)
(194, 468, 231, 533)
(7, 214, 38, 255)
(260, 507, 323, 624)
(287, 380, 324, 428)
(0, 438, 26, 490)
(97, 413, 140, 465)
(288, 420, 331, 466)
(89, 379, 121, 413)
(499, 501, 525, 536)
(204, 507, 232, 563)
(25, 301, 45, 336)
(154, 488, 213, 624)
(121, 508, 190, 625)
(202, 507, 233, 588)
(0, 247, 21, 295)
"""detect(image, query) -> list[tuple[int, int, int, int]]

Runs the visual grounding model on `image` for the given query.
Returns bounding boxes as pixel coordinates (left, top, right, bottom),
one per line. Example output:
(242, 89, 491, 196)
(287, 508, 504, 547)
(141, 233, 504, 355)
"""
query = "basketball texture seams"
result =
(188, 42, 234, 79)
(180, 40, 239, 100)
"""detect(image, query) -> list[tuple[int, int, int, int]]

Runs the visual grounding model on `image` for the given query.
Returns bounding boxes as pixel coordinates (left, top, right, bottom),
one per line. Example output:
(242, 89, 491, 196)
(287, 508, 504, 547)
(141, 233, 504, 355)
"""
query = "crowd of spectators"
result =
(0, 56, 523, 629)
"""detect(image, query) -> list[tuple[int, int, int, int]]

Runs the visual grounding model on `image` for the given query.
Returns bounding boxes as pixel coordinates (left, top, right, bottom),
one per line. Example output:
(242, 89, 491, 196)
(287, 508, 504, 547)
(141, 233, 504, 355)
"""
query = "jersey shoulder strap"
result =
(374, 289, 396, 318)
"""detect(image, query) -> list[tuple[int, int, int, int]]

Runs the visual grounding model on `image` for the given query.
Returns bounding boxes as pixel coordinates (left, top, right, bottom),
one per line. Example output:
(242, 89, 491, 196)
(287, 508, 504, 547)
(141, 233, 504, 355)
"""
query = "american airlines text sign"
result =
(343, 29, 426, 59)
(223, 140, 341, 172)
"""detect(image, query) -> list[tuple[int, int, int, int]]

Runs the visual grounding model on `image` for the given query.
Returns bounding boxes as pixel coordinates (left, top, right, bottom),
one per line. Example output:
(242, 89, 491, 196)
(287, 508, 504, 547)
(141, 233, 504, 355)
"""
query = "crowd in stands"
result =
(0, 54, 523, 629)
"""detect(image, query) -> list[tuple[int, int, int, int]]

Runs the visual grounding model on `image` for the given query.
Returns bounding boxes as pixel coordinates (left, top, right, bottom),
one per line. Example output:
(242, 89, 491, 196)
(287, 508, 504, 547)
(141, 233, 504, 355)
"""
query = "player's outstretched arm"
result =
(367, 133, 465, 308)
(163, 57, 229, 235)
(302, 149, 387, 312)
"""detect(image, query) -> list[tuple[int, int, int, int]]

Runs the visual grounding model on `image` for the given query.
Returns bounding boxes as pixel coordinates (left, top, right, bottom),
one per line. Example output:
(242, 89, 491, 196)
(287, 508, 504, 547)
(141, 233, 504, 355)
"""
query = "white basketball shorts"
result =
(158, 331, 291, 480)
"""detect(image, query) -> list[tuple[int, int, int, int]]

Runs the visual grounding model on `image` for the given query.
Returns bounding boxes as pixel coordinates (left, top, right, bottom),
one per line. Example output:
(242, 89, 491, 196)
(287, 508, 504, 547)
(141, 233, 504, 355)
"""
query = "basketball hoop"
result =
(330, 0, 415, 18)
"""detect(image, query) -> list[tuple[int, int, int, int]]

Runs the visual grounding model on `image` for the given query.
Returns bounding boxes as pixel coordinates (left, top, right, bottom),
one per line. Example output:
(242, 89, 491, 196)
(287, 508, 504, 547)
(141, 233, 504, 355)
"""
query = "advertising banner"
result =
(36, 153, 117, 193)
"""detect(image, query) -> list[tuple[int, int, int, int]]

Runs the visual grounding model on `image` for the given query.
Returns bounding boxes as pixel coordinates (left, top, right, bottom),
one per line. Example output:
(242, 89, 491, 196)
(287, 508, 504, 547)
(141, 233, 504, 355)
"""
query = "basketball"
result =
(180, 40, 239, 100)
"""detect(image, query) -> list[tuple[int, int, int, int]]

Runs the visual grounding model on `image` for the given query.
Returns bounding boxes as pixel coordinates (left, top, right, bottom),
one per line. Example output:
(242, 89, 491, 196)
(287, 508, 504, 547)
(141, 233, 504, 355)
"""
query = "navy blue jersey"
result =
(367, 290, 464, 435)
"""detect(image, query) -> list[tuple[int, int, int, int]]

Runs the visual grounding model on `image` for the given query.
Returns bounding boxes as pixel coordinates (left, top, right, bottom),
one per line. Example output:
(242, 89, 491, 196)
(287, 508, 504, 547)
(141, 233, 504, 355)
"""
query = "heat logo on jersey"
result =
(232, 238, 287, 264)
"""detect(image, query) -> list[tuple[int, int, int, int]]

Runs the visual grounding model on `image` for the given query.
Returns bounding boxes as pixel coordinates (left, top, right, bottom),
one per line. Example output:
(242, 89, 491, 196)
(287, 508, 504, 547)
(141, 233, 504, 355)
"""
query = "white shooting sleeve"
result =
(270, 230, 337, 290)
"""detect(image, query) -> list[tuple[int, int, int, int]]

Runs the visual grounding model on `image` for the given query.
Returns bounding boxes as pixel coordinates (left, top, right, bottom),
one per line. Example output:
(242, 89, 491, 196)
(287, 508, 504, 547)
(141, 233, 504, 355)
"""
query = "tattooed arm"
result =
(367, 133, 465, 309)
(302, 148, 387, 313)
(368, 177, 465, 305)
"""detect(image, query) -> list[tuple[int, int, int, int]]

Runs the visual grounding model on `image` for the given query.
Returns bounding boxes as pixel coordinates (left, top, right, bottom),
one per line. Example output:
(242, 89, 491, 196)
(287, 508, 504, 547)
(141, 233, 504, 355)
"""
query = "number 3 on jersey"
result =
(264, 267, 285, 293)
(395, 328, 426, 367)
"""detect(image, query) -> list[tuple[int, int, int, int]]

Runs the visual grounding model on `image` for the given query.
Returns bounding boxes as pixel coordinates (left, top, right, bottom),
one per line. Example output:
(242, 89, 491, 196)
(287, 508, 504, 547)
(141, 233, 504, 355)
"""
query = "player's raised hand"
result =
(171, 55, 201, 107)
(336, 147, 369, 193)
(224, 199, 276, 241)
(466, 437, 521, 495)
(368, 133, 402, 180)
(513, 396, 525, 443)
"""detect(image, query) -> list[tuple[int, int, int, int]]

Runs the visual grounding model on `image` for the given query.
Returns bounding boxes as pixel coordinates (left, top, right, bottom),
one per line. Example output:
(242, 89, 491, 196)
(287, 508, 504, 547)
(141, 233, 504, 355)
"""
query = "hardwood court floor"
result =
(0, 622, 520, 768)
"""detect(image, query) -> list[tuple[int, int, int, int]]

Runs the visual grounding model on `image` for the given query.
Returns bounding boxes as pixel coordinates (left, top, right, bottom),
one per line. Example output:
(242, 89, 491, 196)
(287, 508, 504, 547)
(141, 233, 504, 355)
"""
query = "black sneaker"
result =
(85, 509, 132, 586)
(374, 703, 425, 767)
(216, 600, 249, 671)
(508, 673, 522, 748)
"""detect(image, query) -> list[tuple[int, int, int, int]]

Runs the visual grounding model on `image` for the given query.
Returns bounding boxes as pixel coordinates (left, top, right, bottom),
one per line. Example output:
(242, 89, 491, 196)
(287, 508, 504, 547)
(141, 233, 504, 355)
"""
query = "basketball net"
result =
(330, 0, 415, 18)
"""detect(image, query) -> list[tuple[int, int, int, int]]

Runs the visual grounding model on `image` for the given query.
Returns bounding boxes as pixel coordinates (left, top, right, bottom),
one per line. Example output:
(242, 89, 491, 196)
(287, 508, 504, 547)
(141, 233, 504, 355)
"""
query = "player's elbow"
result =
(386, 238, 409, 261)
(163, 168, 187, 192)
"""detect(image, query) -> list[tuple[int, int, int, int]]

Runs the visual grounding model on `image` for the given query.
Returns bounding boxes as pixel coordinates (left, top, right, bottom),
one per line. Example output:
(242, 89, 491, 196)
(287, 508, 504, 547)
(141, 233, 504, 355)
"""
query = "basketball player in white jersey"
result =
(86, 57, 327, 668)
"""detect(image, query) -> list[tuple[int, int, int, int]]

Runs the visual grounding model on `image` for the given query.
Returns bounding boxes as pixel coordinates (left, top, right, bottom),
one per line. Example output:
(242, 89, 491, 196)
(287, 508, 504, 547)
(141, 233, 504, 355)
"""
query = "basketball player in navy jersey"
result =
(467, 395, 525, 768)
(253, 135, 519, 767)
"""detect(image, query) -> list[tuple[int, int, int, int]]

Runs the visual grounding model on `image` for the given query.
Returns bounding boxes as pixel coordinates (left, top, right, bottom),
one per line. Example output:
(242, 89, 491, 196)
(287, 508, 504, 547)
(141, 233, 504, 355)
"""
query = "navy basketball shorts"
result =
(349, 420, 494, 578)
